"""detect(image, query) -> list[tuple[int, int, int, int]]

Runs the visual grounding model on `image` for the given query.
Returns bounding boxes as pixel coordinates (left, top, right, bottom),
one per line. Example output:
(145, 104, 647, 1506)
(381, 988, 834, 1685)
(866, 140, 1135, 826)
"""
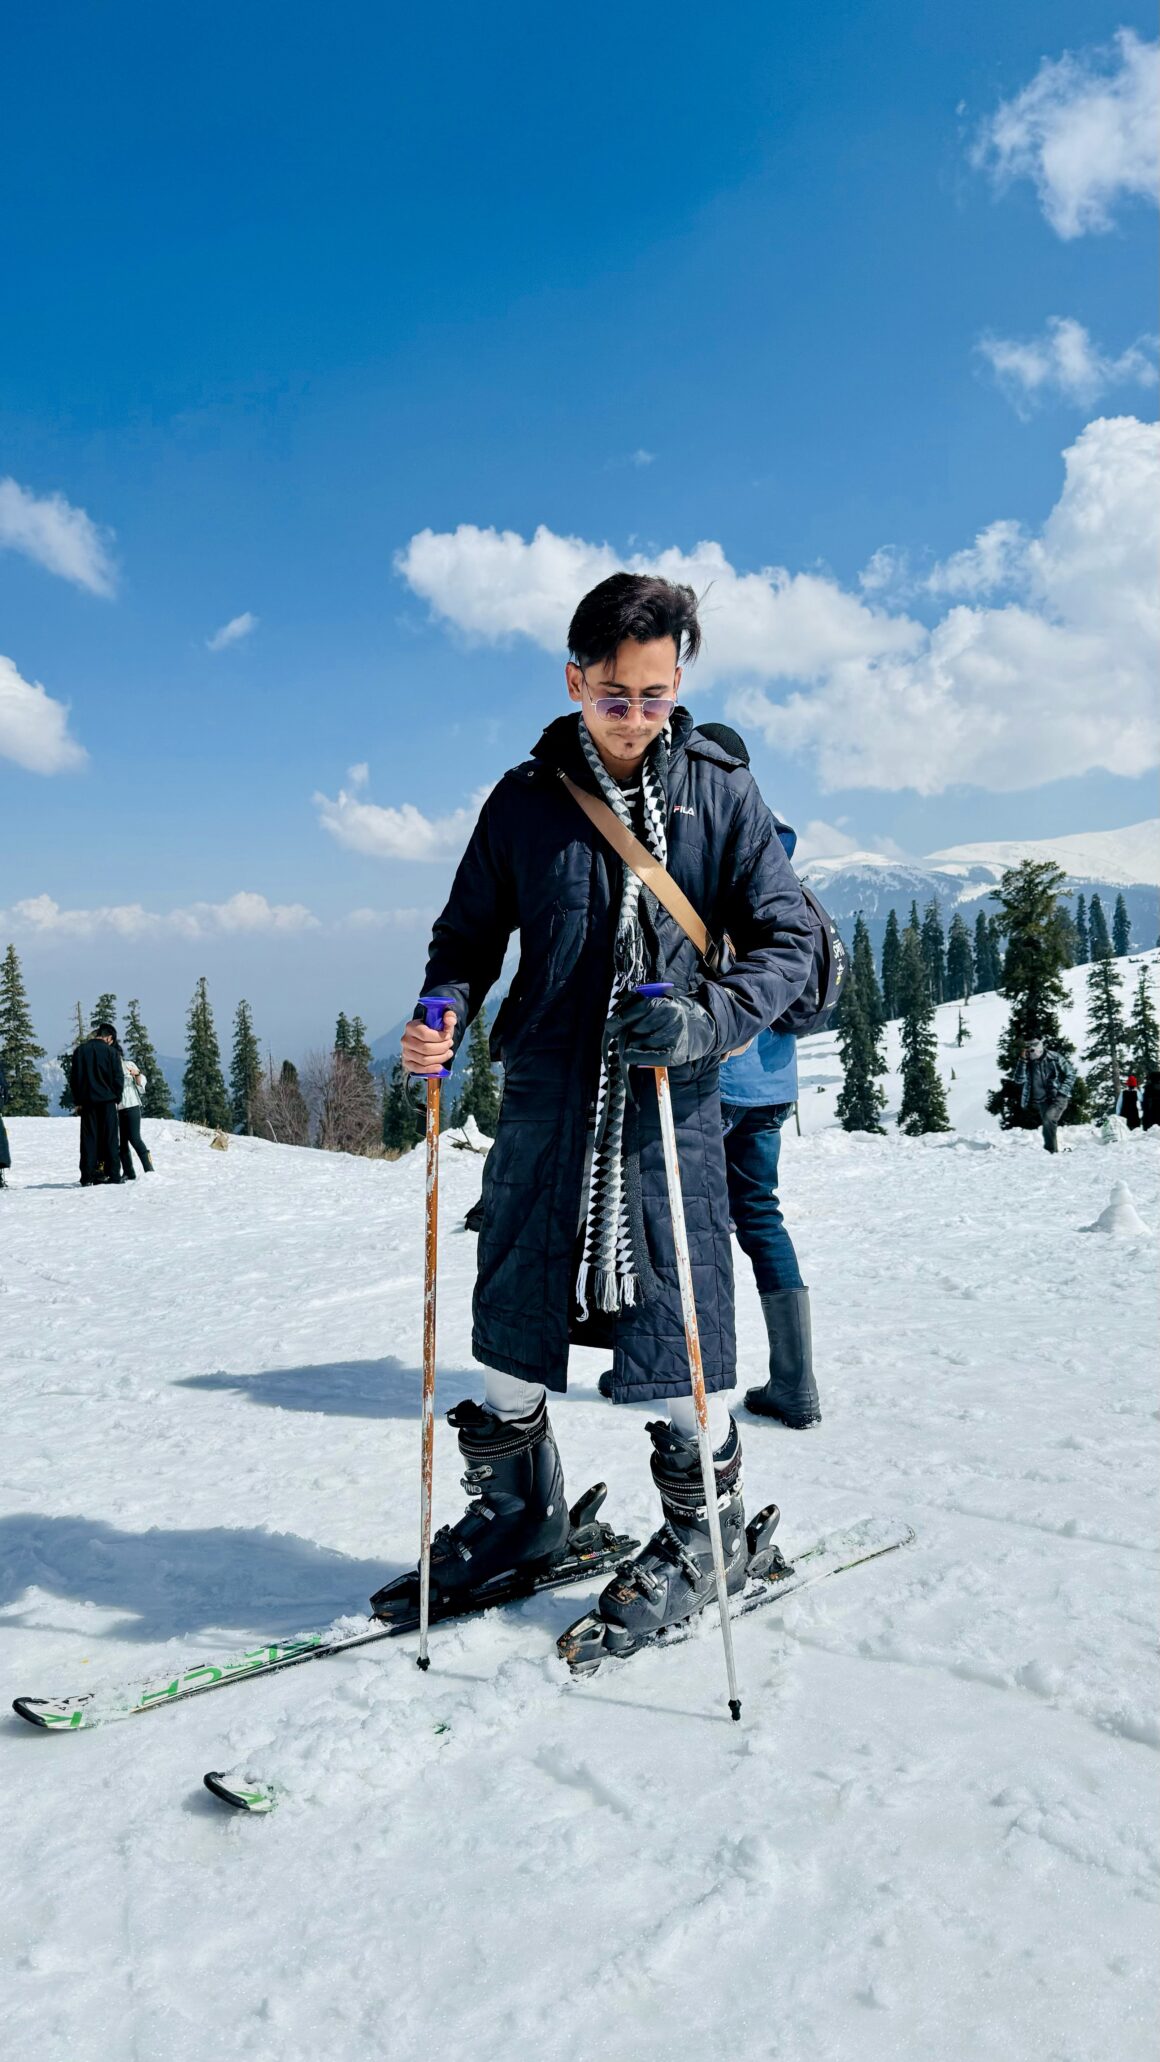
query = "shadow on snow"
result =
(0, 1512, 398, 1642)
(178, 1355, 479, 1420)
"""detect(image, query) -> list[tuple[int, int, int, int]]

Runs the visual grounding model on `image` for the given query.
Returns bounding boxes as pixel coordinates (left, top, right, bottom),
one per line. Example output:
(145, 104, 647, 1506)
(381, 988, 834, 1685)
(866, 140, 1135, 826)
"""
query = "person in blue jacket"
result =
(700, 724, 819, 1429)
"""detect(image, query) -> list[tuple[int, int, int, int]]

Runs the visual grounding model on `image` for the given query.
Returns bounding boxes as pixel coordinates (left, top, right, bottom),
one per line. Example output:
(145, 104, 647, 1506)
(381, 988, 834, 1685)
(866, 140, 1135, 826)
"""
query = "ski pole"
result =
(635, 982, 742, 1722)
(414, 995, 454, 1672)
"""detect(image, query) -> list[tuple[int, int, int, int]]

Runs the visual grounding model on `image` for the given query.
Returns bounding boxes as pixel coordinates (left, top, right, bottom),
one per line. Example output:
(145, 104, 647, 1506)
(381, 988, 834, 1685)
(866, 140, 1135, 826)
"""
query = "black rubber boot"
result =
(596, 1416, 748, 1652)
(420, 1396, 571, 1606)
(745, 1287, 821, 1427)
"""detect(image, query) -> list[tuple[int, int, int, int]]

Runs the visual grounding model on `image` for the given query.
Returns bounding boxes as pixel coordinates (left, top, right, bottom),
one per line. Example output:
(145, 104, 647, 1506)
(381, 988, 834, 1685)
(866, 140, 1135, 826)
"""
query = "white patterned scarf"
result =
(575, 718, 670, 1317)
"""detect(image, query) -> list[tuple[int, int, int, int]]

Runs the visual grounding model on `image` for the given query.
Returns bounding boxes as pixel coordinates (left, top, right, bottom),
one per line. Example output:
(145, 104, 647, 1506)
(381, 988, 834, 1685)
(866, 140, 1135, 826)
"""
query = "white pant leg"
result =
(484, 1369, 547, 1422)
(667, 1389, 733, 1449)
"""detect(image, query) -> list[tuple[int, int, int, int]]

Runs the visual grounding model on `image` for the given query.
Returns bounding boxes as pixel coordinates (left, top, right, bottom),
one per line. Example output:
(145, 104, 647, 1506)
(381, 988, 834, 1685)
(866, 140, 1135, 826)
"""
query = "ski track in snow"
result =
(2, 957, 1158, 2062)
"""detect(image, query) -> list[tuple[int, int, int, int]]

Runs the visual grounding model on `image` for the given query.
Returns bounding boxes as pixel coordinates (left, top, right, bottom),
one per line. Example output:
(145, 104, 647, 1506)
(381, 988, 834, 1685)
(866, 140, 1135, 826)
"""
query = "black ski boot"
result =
(558, 1418, 783, 1675)
(370, 1396, 573, 1620)
(594, 1417, 750, 1656)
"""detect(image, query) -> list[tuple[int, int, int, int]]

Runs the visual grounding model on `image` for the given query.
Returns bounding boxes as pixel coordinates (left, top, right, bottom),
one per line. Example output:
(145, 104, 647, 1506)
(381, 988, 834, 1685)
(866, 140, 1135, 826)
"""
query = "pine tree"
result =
(382, 1059, 421, 1153)
(907, 900, 920, 939)
(880, 909, 902, 1020)
(452, 1011, 502, 1137)
(972, 911, 994, 994)
(1074, 895, 1089, 965)
(57, 1001, 86, 1112)
(850, 913, 885, 1027)
(124, 999, 173, 1118)
(984, 861, 1080, 1130)
(920, 900, 946, 1006)
(334, 1013, 352, 1055)
(1129, 970, 1159, 1080)
(1084, 955, 1128, 1112)
(89, 992, 118, 1033)
(0, 944, 50, 1115)
(896, 929, 950, 1136)
(182, 977, 231, 1128)
(1112, 893, 1131, 957)
(1088, 894, 1111, 962)
(348, 1016, 373, 1067)
(955, 1009, 971, 1046)
(946, 913, 974, 1002)
(229, 1000, 262, 1134)
(1053, 901, 1077, 968)
(836, 923, 886, 1133)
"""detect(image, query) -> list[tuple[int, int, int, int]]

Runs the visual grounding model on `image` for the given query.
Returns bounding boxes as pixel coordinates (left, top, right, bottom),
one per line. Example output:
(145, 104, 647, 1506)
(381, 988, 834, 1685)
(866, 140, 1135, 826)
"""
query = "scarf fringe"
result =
(575, 1263, 638, 1321)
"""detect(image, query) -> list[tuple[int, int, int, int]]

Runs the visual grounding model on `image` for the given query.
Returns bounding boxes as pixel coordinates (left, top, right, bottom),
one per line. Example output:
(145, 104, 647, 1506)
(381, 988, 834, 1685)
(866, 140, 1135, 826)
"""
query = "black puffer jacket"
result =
(420, 709, 814, 1402)
(69, 1037, 125, 1107)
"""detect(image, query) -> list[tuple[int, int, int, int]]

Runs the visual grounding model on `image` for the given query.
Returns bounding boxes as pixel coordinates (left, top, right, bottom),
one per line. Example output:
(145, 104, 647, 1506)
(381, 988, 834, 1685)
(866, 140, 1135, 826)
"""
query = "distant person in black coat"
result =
(1116, 1075, 1141, 1130)
(0, 1060, 11, 1189)
(69, 1025, 125, 1186)
(1143, 1072, 1160, 1132)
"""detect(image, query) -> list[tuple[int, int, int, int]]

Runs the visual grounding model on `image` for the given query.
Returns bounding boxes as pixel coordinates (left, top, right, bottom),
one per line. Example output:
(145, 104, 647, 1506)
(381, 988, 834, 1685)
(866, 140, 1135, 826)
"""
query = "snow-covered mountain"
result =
(801, 820, 1159, 955)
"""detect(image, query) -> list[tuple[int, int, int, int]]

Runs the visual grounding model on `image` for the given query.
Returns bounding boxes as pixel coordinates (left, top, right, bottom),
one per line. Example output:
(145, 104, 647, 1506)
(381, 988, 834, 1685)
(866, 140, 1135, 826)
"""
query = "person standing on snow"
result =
(0, 1060, 11, 1190)
(1116, 1075, 1141, 1131)
(115, 1046, 155, 1178)
(1008, 1038, 1075, 1154)
(69, 1023, 125, 1186)
(696, 722, 819, 1430)
(393, 572, 814, 1653)
(1143, 1072, 1160, 1132)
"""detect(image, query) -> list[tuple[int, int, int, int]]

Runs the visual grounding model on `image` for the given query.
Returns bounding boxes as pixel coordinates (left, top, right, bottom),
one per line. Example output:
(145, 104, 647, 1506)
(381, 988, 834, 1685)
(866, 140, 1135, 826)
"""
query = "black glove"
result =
(605, 989, 718, 1068)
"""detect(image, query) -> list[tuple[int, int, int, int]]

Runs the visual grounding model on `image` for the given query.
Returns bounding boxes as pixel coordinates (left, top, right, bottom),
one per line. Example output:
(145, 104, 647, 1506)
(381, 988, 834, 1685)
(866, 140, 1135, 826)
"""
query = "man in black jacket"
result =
(69, 1024, 125, 1186)
(0, 1061, 11, 1190)
(393, 572, 813, 1655)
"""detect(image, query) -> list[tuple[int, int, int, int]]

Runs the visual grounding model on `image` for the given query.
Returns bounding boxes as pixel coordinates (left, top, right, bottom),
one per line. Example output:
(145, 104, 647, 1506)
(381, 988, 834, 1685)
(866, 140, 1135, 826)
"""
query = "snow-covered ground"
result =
(2, 964, 1158, 2062)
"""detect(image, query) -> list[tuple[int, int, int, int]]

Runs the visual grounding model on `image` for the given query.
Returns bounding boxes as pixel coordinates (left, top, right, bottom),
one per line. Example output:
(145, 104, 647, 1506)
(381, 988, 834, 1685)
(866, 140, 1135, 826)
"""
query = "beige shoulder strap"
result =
(558, 770, 718, 964)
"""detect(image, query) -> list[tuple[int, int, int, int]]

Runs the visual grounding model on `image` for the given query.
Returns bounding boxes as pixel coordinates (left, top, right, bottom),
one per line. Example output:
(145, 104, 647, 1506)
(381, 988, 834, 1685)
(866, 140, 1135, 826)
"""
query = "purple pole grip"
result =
(416, 994, 455, 1079)
(635, 982, 674, 998)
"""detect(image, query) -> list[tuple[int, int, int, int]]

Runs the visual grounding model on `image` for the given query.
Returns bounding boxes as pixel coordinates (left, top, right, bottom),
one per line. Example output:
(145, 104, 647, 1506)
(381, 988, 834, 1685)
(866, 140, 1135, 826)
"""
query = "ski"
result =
(200, 1516, 913, 1815)
(12, 1486, 636, 1733)
(557, 1514, 915, 1677)
(204, 1720, 451, 1816)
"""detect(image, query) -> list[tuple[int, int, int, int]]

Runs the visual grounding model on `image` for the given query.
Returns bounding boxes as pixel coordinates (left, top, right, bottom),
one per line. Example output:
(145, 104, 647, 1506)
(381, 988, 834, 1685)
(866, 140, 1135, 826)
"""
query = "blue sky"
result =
(1, 3, 1156, 1056)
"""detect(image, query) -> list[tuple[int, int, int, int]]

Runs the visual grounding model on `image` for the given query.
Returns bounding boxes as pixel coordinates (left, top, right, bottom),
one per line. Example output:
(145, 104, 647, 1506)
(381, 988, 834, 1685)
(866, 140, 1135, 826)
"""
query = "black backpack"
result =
(771, 883, 847, 1037)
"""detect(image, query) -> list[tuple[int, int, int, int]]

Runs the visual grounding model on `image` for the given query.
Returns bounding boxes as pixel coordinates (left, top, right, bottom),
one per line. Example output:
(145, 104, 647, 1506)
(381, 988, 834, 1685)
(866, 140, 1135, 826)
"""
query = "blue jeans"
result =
(721, 1102, 804, 1296)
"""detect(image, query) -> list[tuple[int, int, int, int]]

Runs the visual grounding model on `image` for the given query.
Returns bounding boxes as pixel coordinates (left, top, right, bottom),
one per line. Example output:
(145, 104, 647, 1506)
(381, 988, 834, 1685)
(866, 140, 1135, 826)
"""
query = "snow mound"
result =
(1080, 1180, 1153, 1237)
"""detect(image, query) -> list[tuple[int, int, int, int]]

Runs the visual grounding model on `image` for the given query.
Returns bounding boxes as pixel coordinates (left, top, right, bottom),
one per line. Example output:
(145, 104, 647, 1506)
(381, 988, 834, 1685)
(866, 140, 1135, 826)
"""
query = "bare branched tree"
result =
(253, 1058, 311, 1147)
(307, 1048, 382, 1157)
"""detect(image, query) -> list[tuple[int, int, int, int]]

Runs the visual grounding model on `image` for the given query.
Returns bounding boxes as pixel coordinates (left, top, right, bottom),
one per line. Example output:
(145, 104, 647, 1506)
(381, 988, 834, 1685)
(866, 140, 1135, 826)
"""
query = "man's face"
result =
(566, 637, 680, 777)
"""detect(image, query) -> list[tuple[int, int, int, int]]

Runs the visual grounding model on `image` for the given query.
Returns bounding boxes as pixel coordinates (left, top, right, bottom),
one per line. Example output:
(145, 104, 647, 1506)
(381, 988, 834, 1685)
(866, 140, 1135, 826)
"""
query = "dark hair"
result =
(567, 572, 702, 670)
(695, 721, 750, 767)
(94, 1021, 117, 1038)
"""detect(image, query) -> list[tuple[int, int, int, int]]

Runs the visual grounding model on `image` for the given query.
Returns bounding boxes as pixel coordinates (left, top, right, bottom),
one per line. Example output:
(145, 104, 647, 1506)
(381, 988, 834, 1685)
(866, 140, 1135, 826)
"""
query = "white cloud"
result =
(792, 820, 862, 862)
(979, 316, 1157, 414)
(630, 449, 656, 468)
(340, 906, 432, 931)
(0, 654, 87, 774)
(207, 611, 258, 652)
(1, 891, 318, 942)
(0, 477, 117, 596)
(733, 415, 1159, 794)
(315, 777, 494, 862)
(397, 416, 1159, 797)
(970, 29, 1159, 238)
(396, 525, 916, 686)
(858, 545, 910, 595)
(924, 520, 1028, 600)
